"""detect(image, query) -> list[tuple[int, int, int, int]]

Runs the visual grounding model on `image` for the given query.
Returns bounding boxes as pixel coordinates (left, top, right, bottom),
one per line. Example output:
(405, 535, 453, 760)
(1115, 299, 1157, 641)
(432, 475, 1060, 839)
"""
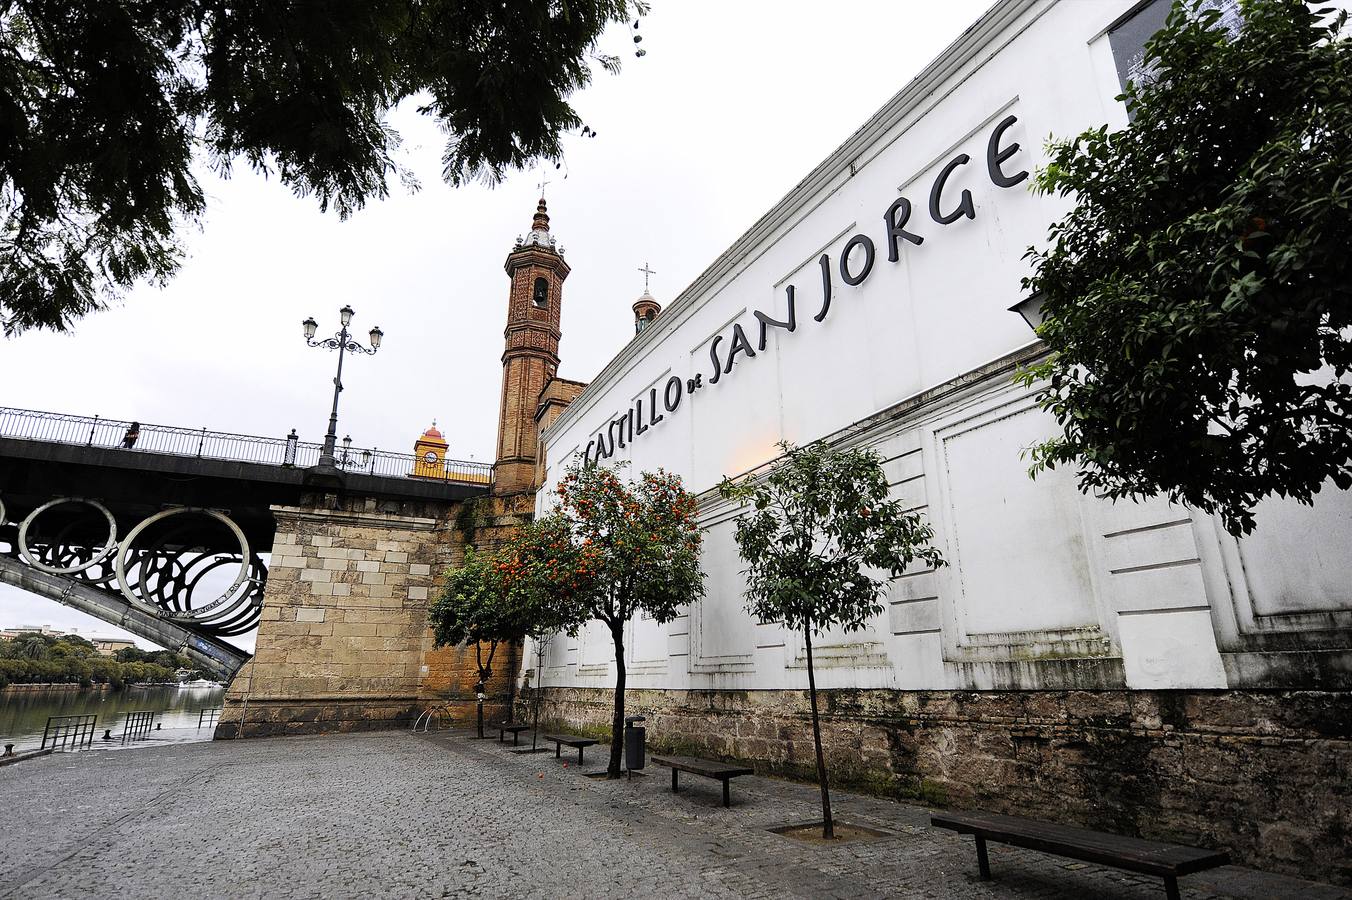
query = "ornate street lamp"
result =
(302, 307, 384, 468)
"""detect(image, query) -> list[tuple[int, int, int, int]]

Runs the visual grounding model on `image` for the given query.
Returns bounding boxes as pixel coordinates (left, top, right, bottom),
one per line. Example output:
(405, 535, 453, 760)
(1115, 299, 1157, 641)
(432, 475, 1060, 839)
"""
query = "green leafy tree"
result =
(429, 544, 533, 738)
(50, 635, 97, 659)
(719, 441, 945, 838)
(1019, 0, 1352, 535)
(510, 517, 588, 752)
(16, 635, 49, 660)
(538, 461, 704, 778)
(1, 0, 644, 335)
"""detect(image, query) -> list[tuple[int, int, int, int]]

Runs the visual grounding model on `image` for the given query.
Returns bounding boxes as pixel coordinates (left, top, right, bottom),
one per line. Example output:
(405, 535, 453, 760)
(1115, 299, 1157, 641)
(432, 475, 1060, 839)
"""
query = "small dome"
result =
(633, 290, 662, 334)
(419, 422, 446, 443)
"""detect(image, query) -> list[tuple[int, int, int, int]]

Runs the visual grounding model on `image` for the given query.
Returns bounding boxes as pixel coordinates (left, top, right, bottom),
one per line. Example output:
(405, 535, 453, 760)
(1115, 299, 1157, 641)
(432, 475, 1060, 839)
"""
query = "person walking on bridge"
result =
(121, 422, 140, 449)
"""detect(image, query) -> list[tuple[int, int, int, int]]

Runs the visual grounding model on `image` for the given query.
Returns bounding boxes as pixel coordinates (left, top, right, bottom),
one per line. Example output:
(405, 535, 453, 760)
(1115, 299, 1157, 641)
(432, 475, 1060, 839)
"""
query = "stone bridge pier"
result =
(216, 492, 531, 738)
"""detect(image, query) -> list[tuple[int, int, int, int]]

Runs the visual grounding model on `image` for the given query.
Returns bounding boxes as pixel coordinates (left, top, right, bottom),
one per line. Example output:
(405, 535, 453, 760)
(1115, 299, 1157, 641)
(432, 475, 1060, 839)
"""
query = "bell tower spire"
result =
(494, 196, 570, 494)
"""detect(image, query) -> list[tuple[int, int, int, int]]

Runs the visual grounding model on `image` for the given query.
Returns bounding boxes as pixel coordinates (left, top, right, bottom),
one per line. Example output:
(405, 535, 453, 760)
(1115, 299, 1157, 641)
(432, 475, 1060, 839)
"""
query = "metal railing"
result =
(0, 407, 492, 485)
(121, 710, 156, 743)
(41, 714, 97, 751)
(197, 706, 223, 730)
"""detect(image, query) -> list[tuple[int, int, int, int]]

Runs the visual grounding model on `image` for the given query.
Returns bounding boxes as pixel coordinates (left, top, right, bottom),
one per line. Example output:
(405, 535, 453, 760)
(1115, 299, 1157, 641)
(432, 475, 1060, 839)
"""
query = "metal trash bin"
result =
(624, 715, 646, 772)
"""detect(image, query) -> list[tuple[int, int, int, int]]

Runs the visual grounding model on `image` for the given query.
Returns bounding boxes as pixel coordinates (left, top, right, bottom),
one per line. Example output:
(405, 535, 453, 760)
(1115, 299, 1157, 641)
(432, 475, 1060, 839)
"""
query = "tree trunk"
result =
(608, 621, 626, 779)
(474, 641, 485, 739)
(530, 637, 545, 752)
(505, 641, 517, 725)
(475, 641, 498, 739)
(804, 626, 834, 839)
(476, 671, 485, 739)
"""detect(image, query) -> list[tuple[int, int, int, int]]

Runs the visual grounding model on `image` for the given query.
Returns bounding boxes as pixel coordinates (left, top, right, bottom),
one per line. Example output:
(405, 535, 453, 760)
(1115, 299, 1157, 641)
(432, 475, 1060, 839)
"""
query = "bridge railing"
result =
(0, 407, 492, 485)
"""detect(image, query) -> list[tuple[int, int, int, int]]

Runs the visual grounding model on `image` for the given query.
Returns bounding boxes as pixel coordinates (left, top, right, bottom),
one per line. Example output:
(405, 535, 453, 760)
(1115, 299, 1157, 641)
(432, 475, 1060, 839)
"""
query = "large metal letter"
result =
(663, 376, 683, 413)
(723, 324, 757, 374)
(929, 153, 975, 224)
(839, 234, 876, 286)
(986, 114, 1028, 188)
(649, 388, 664, 426)
(754, 286, 798, 351)
(884, 196, 924, 261)
(814, 253, 833, 322)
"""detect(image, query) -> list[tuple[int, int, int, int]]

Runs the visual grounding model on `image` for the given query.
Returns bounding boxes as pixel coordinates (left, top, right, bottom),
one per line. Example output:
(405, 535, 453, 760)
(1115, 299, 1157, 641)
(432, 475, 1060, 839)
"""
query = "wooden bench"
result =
(931, 811, 1229, 900)
(652, 755, 754, 808)
(496, 724, 531, 745)
(543, 734, 598, 765)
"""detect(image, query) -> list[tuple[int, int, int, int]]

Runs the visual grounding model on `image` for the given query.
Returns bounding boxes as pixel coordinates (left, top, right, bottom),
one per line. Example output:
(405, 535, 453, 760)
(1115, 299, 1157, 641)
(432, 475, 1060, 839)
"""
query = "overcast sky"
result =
(1, 0, 994, 648)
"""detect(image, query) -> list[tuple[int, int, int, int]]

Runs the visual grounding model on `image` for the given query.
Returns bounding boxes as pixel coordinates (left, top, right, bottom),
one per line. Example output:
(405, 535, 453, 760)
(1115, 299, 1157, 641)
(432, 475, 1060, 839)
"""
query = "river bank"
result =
(0, 683, 226, 751)
(0, 681, 187, 693)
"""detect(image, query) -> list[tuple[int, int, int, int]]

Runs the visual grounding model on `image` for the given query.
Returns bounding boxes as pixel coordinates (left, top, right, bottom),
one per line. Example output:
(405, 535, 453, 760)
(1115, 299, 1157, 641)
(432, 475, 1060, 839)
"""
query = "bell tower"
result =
(494, 197, 571, 494)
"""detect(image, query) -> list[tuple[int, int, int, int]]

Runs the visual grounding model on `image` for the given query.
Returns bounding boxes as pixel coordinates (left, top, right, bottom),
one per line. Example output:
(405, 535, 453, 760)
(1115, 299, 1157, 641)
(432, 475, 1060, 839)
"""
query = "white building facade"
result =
(529, 0, 1351, 880)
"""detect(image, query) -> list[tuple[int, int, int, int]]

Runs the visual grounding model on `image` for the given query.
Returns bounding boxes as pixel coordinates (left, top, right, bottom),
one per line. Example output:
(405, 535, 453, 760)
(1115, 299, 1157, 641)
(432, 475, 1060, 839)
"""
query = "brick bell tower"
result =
(494, 196, 570, 494)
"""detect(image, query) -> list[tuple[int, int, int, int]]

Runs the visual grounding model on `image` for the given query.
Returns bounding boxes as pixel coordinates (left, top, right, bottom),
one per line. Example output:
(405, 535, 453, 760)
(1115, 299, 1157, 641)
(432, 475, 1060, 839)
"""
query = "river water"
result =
(0, 684, 227, 752)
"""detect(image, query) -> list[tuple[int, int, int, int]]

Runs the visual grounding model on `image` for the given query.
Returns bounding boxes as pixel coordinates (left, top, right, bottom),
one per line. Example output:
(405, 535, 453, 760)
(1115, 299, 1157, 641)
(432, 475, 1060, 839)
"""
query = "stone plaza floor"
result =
(0, 730, 1346, 900)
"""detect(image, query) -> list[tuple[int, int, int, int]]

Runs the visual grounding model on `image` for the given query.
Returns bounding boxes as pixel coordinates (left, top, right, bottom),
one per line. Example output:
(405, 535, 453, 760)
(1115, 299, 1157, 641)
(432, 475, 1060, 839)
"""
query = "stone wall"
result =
(416, 492, 537, 729)
(522, 685, 1351, 884)
(217, 493, 520, 738)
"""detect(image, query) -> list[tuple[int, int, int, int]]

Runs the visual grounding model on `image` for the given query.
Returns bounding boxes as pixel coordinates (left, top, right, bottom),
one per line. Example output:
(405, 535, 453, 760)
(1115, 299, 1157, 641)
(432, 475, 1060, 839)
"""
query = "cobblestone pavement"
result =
(1, 730, 1346, 900)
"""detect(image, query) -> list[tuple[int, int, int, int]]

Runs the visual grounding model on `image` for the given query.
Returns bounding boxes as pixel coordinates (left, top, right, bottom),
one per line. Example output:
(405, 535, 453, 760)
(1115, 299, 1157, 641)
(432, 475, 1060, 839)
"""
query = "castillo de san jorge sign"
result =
(583, 114, 1030, 466)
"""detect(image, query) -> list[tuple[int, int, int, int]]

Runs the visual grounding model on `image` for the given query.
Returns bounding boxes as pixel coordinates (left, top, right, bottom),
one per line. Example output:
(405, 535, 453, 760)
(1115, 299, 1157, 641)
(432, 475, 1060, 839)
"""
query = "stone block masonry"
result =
(521, 685, 1352, 886)
(217, 492, 522, 739)
(418, 493, 534, 723)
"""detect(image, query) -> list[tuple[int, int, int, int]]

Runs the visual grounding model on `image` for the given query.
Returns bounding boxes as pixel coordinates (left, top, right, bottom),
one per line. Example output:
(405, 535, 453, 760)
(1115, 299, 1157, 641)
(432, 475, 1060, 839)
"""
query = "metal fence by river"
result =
(0, 684, 226, 752)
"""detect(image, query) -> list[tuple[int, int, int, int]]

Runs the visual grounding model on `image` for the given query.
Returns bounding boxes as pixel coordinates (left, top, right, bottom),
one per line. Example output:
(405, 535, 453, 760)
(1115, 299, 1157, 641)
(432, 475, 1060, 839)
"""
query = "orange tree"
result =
(536, 460, 705, 778)
(719, 441, 945, 839)
(508, 517, 588, 752)
(429, 544, 536, 738)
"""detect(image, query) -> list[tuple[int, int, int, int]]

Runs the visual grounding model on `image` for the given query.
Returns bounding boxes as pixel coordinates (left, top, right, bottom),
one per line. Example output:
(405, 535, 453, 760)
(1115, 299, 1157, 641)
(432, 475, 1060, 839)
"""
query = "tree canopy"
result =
(1019, 0, 1352, 535)
(429, 543, 535, 736)
(719, 441, 945, 636)
(544, 461, 704, 636)
(536, 460, 704, 777)
(430, 545, 525, 663)
(0, 0, 642, 335)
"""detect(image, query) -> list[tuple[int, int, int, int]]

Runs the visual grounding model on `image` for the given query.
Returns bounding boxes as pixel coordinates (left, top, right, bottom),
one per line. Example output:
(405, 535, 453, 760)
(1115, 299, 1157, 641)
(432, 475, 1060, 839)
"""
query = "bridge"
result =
(0, 407, 492, 681)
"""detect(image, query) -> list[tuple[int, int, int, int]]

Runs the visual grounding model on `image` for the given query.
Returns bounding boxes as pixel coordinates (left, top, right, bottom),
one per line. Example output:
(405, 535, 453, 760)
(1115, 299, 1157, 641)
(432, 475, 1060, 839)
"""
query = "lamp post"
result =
(1009, 292, 1046, 333)
(302, 306, 384, 468)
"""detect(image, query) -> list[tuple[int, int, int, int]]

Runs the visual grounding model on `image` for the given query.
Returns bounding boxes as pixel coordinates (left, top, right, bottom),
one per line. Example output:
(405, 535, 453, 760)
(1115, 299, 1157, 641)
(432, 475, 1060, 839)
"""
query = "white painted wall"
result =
(532, 0, 1352, 694)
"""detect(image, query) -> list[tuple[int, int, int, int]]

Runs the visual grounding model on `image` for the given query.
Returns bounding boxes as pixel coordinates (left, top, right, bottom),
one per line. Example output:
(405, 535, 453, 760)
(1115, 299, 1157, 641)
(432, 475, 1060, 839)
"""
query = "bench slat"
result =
(651, 755, 753, 778)
(932, 812, 1228, 876)
(543, 734, 597, 747)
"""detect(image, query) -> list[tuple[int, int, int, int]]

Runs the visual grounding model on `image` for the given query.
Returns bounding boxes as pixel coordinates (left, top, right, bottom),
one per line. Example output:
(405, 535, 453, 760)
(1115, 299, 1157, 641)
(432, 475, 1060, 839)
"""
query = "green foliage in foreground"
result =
(0, 0, 644, 335)
(1020, 0, 1352, 535)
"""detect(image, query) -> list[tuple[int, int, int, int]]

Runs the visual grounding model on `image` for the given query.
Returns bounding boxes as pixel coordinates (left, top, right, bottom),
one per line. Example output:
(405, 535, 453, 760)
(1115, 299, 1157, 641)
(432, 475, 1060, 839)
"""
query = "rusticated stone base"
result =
(213, 696, 514, 739)
(520, 686, 1351, 885)
(214, 697, 423, 739)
